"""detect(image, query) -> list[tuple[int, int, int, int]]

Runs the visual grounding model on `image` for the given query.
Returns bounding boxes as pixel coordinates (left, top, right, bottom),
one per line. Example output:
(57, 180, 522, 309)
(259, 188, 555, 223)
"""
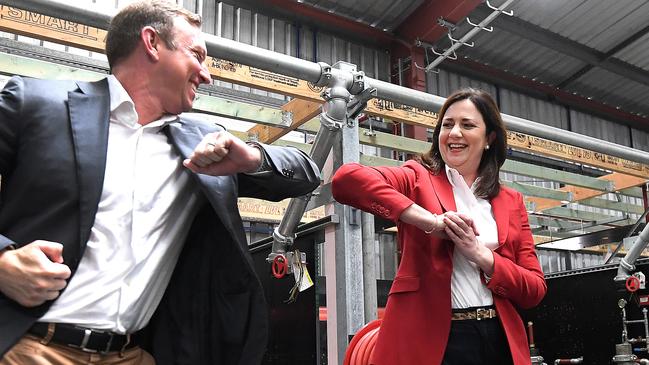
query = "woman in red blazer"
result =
(332, 88, 546, 365)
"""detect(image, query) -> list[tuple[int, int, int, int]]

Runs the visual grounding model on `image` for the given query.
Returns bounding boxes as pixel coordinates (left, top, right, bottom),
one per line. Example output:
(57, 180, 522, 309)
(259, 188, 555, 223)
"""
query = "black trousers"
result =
(441, 318, 514, 365)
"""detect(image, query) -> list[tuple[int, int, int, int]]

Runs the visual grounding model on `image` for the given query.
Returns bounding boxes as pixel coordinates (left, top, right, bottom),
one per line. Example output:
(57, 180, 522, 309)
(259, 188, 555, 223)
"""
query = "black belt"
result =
(29, 322, 137, 354)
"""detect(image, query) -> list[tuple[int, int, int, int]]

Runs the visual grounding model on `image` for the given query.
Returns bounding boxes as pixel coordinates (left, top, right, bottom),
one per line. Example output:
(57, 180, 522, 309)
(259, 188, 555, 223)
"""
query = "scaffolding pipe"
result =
(5, 0, 649, 166)
(271, 119, 343, 252)
(615, 223, 649, 282)
(271, 69, 350, 256)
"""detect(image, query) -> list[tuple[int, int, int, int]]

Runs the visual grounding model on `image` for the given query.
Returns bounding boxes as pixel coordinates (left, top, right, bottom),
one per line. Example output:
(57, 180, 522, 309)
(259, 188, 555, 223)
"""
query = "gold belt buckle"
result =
(475, 308, 493, 320)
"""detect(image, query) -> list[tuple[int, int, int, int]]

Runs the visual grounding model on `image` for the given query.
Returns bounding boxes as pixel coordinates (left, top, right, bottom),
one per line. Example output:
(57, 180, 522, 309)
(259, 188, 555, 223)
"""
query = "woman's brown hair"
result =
(418, 88, 507, 199)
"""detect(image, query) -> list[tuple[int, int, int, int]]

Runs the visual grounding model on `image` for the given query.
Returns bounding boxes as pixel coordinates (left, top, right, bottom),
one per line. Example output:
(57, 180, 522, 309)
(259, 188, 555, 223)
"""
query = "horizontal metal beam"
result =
(4, 0, 649, 166)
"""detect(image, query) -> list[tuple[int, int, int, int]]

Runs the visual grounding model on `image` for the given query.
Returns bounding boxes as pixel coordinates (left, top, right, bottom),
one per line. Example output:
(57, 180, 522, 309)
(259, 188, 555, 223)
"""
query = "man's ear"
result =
(141, 26, 160, 61)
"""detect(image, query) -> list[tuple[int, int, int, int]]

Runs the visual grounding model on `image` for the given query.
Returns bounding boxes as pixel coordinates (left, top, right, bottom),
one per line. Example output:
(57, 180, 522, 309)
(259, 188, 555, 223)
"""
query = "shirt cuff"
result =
(0, 244, 16, 254)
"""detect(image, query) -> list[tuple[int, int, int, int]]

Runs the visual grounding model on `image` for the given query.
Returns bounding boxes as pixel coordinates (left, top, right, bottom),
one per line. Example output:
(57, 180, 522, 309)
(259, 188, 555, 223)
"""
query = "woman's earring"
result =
(485, 144, 490, 150)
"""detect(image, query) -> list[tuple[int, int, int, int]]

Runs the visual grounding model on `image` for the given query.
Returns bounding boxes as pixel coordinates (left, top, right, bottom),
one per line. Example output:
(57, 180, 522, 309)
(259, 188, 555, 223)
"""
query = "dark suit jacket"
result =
(0, 76, 321, 364)
(332, 161, 546, 365)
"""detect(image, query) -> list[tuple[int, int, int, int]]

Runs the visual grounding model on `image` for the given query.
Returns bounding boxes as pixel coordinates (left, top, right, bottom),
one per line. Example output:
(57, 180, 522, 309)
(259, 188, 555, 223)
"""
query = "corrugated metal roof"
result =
(424, 0, 649, 119)
(299, 0, 424, 31)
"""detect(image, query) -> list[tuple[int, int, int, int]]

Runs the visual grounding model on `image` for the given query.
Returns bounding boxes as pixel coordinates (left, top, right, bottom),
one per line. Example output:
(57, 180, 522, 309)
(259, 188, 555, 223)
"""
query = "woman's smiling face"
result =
(438, 98, 491, 180)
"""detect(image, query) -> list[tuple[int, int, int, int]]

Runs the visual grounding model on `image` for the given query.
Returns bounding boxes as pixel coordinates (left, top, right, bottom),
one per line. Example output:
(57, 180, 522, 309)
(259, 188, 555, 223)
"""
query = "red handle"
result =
(626, 276, 641, 292)
(272, 255, 288, 279)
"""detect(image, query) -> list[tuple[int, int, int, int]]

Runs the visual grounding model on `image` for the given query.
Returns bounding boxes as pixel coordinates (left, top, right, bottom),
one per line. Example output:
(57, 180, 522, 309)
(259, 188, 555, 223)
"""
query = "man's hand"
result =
(0, 241, 71, 307)
(183, 131, 262, 176)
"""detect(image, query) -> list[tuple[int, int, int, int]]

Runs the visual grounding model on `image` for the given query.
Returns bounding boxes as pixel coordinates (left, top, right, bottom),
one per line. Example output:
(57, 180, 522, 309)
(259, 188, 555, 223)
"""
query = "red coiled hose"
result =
(344, 319, 382, 365)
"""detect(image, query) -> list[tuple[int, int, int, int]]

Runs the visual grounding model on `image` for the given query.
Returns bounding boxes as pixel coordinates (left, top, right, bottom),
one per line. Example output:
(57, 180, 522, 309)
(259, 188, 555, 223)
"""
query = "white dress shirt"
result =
(445, 166, 499, 309)
(41, 75, 203, 333)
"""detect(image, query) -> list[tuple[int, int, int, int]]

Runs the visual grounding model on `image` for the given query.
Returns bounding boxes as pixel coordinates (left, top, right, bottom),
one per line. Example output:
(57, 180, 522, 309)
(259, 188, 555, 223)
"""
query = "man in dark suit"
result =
(0, 1, 320, 364)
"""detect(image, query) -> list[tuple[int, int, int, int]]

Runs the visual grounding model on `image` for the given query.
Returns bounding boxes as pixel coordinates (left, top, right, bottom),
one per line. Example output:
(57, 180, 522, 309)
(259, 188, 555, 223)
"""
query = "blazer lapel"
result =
(68, 79, 110, 257)
(164, 122, 241, 238)
(490, 190, 510, 246)
(429, 171, 457, 213)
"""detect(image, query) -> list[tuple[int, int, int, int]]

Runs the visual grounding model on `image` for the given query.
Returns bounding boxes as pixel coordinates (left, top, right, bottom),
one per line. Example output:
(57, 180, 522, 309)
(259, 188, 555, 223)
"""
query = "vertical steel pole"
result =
(324, 62, 365, 365)
(362, 211, 378, 322)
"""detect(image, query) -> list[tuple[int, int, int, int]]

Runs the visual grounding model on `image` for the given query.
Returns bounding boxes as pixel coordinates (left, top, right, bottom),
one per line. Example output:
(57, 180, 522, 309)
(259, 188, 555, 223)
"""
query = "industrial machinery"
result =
(523, 223, 649, 365)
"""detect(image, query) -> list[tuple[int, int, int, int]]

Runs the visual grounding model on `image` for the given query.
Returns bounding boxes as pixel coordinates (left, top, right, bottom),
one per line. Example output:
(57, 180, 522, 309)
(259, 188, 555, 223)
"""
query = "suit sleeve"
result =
(486, 192, 547, 308)
(237, 143, 321, 201)
(331, 162, 417, 223)
(0, 77, 22, 249)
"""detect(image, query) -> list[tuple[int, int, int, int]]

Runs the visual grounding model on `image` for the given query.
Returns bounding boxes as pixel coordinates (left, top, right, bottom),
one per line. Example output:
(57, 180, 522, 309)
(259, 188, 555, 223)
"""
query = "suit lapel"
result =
(164, 121, 240, 238)
(490, 190, 510, 245)
(68, 79, 110, 255)
(428, 171, 457, 213)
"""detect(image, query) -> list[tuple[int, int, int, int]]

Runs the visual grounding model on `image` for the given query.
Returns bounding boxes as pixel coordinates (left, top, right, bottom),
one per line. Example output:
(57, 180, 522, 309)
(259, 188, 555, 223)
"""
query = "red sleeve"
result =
(486, 192, 547, 309)
(331, 162, 418, 223)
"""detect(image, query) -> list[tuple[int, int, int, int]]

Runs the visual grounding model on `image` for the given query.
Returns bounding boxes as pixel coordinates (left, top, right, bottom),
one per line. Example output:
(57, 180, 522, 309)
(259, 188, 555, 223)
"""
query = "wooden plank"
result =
(0, 6, 106, 52)
(247, 98, 321, 144)
(507, 131, 649, 179)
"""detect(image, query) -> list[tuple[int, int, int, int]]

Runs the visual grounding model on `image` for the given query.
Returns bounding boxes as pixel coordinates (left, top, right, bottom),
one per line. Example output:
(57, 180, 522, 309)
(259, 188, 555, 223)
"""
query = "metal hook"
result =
(414, 47, 440, 73)
(413, 61, 439, 73)
(430, 47, 458, 60)
(466, 17, 493, 32)
(486, 0, 514, 16)
(447, 33, 474, 48)
(437, 17, 457, 31)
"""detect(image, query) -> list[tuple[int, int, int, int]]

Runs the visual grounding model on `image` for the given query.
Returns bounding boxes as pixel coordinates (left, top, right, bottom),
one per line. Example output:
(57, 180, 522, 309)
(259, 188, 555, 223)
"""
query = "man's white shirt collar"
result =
(106, 75, 178, 129)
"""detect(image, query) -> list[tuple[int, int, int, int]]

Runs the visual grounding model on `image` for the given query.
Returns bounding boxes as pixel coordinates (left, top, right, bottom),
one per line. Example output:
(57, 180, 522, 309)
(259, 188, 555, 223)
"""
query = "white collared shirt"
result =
(445, 165, 499, 309)
(41, 75, 203, 333)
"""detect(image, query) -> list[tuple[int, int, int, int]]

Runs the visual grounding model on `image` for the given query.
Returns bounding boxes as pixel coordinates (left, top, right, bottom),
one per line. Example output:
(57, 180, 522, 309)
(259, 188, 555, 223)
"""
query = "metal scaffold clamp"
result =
(347, 86, 377, 123)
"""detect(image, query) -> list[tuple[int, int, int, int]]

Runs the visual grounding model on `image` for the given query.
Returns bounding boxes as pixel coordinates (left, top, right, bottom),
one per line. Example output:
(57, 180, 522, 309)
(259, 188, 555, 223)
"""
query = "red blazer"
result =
(332, 161, 547, 365)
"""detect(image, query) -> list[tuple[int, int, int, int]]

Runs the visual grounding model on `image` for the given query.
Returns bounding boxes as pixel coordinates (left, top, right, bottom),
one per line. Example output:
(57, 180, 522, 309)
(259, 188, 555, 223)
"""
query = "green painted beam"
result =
(360, 155, 402, 167)
(529, 216, 579, 230)
(531, 226, 612, 240)
(556, 215, 630, 233)
(359, 129, 430, 154)
(621, 187, 643, 198)
(229, 130, 312, 154)
(575, 196, 644, 215)
(503, 181, 572, 201)
(192, 95, 285, 125)
(543, 206, 632, 223)
(502, 159, 613, 192)
(0, 52, 104, 81)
